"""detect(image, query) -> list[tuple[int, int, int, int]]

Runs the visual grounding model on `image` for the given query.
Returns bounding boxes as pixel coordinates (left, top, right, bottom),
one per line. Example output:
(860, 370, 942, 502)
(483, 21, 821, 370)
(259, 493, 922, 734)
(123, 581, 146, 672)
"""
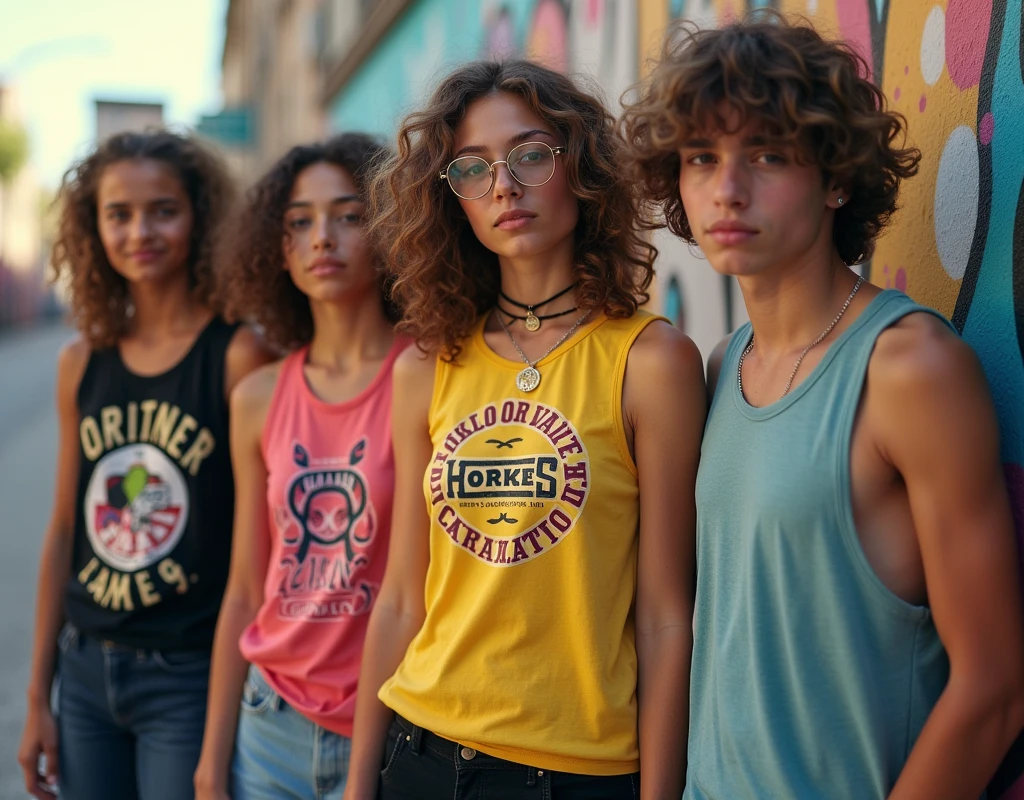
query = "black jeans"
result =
(378, 714, 640, 800)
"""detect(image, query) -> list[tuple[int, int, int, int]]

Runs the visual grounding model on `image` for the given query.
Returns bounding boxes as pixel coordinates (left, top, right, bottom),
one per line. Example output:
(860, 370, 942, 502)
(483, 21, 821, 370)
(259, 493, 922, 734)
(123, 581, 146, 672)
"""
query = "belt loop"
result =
(410, 724, 423, 755)
(526, 766, 536, 787)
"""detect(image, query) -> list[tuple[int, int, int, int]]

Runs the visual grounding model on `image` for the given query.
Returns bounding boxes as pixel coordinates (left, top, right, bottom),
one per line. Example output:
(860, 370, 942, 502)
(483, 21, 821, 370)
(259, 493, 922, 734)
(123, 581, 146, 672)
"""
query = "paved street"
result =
(0, 320, 72, 795)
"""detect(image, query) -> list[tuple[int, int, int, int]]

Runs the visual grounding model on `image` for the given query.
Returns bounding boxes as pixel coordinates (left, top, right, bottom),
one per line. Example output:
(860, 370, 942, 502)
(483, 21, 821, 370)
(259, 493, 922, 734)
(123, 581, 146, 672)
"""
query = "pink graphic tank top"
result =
(239, 336, 409, 735)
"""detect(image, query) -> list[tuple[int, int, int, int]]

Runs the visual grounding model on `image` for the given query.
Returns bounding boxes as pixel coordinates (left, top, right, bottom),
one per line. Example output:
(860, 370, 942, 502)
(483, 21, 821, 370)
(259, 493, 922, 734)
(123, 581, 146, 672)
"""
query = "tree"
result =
(0, 119, 29, 183)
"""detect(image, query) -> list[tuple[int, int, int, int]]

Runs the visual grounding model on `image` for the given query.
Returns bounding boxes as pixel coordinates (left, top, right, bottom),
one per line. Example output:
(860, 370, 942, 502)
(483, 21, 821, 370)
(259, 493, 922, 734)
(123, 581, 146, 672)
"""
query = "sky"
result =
(0, 0, 227, 188)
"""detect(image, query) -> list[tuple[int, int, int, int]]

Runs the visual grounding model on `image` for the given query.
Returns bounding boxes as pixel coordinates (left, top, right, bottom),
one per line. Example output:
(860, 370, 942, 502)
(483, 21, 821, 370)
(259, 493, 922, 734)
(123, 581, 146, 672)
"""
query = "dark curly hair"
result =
(219, 133, 396, 351)
(51, 129, 234, 349)
(368, 59, 657, 361)
(621, 13, 921, 265)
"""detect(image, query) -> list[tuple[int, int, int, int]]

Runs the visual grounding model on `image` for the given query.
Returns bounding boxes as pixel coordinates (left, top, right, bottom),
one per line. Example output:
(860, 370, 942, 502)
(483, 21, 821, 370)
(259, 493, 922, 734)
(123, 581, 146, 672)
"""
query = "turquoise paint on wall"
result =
(328, 0, 542, 136)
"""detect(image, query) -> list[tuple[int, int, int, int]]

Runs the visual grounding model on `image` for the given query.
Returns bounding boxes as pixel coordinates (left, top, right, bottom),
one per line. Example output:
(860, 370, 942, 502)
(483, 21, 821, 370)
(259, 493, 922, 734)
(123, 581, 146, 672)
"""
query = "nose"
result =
(312, 213, 336, 251)
(129, 212, 154, 242)
(491, 161, 522, 200)
(711, 159, 750, 209)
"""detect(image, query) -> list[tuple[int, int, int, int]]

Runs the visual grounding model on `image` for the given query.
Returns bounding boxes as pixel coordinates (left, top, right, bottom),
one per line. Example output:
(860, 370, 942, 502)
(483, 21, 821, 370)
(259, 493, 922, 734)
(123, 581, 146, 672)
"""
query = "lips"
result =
(310, 258, 345, 276)
(494, 209, 537, 230)
(130, 250, 163, 263)
(706, 220, 758, 246)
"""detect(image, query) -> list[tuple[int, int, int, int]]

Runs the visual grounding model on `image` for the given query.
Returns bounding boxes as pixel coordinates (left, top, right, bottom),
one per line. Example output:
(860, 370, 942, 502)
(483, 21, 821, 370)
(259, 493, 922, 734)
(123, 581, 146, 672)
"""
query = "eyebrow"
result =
(102, 197, 180, 210)
(285, 194, 362, 210)
(680, 135, 786, 149)
(454, 129, 555, 158)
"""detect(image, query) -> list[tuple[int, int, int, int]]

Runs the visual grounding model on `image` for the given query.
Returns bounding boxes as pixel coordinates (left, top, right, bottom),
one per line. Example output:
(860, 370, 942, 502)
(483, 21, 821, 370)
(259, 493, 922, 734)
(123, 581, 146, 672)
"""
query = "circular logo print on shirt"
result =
(427, 399, 590, 567)
(84, 444, 189, 571)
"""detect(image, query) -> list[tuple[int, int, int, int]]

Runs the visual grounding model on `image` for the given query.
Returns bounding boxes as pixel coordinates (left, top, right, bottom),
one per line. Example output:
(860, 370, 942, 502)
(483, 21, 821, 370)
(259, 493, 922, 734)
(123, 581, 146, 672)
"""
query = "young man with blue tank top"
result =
(624, 13, 1024, 800)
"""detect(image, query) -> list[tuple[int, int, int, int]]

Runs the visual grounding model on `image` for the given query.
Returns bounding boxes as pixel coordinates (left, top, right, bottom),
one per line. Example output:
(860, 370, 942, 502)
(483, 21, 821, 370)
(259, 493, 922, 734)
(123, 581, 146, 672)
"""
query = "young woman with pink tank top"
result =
(193, 134, 409, 800)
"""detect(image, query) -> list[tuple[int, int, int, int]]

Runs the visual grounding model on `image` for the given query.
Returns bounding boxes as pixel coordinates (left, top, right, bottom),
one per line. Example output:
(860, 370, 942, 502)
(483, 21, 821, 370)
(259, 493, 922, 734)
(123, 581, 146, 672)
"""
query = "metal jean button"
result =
(460, 746, 477, 760)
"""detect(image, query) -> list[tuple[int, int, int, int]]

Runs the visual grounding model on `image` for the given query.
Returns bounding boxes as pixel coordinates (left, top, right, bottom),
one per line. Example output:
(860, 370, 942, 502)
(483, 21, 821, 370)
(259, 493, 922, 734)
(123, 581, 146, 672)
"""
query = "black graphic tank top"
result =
(66, 317, 239, 650)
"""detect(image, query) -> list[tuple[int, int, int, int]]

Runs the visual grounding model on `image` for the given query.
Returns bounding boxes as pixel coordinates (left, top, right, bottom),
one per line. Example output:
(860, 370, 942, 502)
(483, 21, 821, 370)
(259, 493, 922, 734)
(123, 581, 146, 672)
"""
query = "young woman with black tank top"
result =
(17, 130, 274, 800)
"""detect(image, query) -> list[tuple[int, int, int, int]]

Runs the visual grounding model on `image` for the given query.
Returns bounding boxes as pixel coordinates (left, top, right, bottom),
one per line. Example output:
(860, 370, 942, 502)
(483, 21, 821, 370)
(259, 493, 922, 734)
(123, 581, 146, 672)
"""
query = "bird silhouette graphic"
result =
(486, 438, 523, 449)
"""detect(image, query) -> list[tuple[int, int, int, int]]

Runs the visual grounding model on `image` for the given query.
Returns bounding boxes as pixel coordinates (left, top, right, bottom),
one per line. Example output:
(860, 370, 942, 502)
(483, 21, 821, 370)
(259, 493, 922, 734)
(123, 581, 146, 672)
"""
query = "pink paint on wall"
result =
(945, 0, 993, 89)
(836, 0, 874, 80)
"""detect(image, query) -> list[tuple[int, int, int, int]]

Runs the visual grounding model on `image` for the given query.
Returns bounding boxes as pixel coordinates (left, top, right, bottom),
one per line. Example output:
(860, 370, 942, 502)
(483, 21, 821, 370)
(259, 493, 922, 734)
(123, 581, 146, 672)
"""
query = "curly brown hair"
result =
(219, 133, 396, 351)
(51, 130, 234, 348)
(621, 13, 921, 265)
(368, 59, 656, 360)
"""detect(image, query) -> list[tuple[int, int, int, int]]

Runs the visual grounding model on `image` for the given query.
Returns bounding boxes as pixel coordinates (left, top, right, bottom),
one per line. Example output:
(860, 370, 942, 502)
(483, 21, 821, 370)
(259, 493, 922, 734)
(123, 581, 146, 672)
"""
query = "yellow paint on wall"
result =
(872, 0, 977, 316)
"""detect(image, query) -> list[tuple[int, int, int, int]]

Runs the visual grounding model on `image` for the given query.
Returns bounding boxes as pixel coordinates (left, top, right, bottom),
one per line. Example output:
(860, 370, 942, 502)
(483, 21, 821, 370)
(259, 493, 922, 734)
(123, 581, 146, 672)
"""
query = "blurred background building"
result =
(0, 80, 49, 328)
(95, 98, 164, 141)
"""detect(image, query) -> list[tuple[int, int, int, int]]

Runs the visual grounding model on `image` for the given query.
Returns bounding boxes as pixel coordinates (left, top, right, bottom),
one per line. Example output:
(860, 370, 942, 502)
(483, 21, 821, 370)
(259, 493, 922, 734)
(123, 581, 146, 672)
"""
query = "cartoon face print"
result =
(286, 439, 374, 564)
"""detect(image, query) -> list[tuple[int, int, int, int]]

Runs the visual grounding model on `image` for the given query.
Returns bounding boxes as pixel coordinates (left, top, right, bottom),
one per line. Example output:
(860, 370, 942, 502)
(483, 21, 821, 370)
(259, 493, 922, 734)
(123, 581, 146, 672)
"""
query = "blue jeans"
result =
(232, 665, 350, 800)
(56, 624, 210, 800)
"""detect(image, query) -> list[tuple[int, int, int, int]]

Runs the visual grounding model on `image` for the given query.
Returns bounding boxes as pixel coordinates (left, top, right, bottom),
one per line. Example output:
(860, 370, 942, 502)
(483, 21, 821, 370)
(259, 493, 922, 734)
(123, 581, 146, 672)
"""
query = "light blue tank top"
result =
(686, 290, 953, 799)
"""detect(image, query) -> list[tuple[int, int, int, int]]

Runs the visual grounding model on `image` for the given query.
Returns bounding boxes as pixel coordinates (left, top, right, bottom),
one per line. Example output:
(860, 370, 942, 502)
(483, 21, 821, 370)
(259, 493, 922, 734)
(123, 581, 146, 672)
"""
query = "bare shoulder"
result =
(394, 344, 437, 393)
(230, 358, 285, 421)
(625, 320, 706, 427)
(58, 333, 92, 373)
(628, 319, 704, 378)
(225, 324, 279, 396)
(869, 312, 982, 396)
(56, 333, 92, 398)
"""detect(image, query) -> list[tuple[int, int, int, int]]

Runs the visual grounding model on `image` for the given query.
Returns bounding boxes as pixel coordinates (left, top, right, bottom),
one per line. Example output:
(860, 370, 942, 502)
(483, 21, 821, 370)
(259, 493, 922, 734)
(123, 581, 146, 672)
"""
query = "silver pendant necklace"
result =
(738, 276, 864, 401)
(496, 308, 592, 392)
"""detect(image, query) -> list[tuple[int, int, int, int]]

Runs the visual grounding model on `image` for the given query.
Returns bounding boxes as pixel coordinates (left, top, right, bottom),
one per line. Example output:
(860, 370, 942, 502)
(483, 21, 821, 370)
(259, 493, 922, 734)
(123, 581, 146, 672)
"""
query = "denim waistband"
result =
(392, 713, 548, 782)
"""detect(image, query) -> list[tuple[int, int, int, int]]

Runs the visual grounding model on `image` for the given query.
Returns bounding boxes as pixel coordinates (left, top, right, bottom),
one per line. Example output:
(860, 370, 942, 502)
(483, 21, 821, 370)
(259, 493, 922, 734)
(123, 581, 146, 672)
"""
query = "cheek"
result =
(459, 199, 492, 241)
(164, 214, 195, 252)
(97, 223, 124, 259)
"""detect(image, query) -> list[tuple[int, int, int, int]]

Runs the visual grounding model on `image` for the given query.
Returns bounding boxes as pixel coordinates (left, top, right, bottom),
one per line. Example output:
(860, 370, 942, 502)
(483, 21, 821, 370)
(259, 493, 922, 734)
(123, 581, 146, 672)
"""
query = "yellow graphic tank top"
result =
(380, 310, 663, 775)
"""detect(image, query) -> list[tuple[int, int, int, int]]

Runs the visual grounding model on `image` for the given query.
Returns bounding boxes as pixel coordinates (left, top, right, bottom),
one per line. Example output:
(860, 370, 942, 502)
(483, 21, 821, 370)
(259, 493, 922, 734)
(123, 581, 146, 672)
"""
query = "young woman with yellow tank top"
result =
(341, 60, 706, 800)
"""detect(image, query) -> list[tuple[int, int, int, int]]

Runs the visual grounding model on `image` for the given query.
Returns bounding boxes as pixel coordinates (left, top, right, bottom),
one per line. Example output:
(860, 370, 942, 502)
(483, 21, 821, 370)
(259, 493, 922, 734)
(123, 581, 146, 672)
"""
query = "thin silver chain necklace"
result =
(738, 276, 865, 401)
(496, 308, 592, 392)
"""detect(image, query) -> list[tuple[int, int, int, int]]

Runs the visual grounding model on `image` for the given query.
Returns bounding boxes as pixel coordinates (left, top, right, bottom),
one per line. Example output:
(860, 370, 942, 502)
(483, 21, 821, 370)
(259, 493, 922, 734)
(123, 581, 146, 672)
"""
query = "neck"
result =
(497, 235, 577, 309)
(306, 293, 394, 370)
(737, 247, 860, 356)
(128, 272, 208, 338)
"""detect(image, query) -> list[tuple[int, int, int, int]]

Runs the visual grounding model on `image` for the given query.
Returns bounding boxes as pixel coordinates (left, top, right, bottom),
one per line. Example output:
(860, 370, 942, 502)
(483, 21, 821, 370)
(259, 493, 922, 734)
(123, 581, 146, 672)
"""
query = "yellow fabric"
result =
(380, 310, 663, 775)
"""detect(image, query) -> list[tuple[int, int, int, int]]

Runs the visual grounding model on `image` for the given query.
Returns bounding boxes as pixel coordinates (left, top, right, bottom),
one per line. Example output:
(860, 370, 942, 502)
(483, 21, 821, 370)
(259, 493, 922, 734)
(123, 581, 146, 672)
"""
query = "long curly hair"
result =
(51, 130, 234, 349)
(621, 13, 921, 265)
(218, 133, 397, 351)
(368, 59, 656, 360)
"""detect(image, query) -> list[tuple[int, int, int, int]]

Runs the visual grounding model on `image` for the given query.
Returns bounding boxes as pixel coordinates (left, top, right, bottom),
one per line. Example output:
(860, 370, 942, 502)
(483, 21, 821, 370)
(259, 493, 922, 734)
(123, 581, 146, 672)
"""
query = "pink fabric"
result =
(240, 338, 409, 736)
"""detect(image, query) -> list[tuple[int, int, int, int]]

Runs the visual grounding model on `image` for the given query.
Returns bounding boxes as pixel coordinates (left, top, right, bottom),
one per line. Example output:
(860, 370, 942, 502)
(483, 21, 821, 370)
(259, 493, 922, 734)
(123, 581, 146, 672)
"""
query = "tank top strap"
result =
(830, 290, 955, 424)
(260, 347, 307, 461)
(714, 323, 754, 408)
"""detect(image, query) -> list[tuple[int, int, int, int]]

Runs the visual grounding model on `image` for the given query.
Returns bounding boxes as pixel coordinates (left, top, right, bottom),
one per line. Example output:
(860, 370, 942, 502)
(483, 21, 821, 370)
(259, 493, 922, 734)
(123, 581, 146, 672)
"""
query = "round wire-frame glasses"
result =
(439, 141, 566, 200)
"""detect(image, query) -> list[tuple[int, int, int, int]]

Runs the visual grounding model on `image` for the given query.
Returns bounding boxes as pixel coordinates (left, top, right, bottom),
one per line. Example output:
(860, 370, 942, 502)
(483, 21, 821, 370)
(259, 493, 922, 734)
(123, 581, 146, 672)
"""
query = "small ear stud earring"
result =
(837, 197, 844, 205)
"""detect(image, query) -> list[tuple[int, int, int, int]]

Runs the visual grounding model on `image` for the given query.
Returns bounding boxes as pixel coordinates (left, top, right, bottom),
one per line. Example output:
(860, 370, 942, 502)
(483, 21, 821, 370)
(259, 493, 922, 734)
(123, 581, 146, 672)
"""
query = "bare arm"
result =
(876, 318, 1024, 799)
(343, 347, 435, 800)
(17, 337, 90, 798)
(194, 363, 280, 799)
(625, 322, 707, 800)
